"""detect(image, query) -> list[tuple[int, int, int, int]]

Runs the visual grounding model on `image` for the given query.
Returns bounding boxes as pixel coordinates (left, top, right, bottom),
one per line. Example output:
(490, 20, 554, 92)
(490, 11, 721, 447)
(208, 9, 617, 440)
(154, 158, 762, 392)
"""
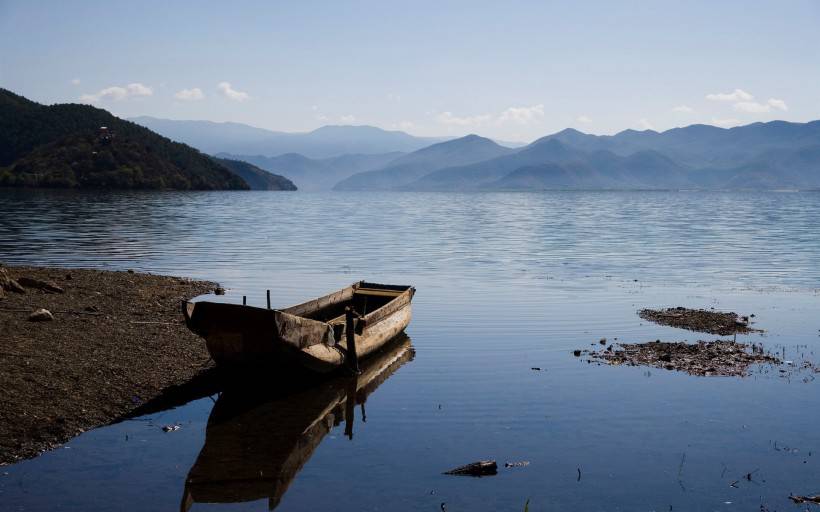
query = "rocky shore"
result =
(0, 264, 218, 465)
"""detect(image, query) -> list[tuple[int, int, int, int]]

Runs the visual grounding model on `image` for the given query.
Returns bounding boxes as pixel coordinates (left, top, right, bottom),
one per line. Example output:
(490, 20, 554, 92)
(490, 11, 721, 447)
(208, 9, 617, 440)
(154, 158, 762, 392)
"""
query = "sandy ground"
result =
(0, 264, 218, 465)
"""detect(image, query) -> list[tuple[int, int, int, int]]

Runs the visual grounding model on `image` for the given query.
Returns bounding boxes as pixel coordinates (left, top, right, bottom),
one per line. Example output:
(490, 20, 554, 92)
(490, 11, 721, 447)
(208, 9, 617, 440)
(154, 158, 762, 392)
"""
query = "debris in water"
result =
(638, 307, 760, 335)
(586, 340, 780, 377)
(443, 460, 498, 476)
(505, 461, 530, 468)
(531, 367, 541, 371)
(161, 424, 180, 432)
(788, 495, 820, 505)
(573, 350, 582, 357)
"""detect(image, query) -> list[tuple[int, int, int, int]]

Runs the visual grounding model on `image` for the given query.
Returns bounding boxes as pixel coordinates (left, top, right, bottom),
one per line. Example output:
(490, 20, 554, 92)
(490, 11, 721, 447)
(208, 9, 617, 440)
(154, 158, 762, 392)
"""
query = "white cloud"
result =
(498, 104, 545, 125)
(733, 101, 769, 113)
(576, 115, 592, 124)
(672, 105, 694, 113)
(637, 118, 655, 131)
(174, 87, 205, 101)
(126, 83, 152, 96)
(436, 111, 493, 127)
(706, 88, 754, 102)
(310, 106, 329, 122)
(79, 82, 153, 103)
(70, 78, 81, 86)
(436, 104, 544, 128)
(711, 117, 742, 128)
(392, 121, 415, 131)
(768, 98, 788, 111)
(217, 82, 249, 102)
(340, 114, 356, 123)
(733, 98, 789, 113)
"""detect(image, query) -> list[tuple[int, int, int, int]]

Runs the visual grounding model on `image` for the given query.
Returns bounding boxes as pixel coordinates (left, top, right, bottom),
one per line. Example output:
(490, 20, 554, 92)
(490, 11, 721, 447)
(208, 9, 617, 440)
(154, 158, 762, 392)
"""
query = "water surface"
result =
(1, 189, 819, 511)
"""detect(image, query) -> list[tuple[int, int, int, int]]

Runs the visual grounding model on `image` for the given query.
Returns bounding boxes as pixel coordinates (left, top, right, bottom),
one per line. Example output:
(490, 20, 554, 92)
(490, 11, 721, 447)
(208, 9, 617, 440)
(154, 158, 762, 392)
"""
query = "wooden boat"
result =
(182, 281, 415, 373)
(180, 335, 415, 511)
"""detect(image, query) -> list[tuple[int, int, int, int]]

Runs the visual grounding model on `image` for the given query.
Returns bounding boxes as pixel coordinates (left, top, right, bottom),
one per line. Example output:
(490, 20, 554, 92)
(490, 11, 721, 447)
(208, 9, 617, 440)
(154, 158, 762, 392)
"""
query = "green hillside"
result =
(0, 89, 292, 191)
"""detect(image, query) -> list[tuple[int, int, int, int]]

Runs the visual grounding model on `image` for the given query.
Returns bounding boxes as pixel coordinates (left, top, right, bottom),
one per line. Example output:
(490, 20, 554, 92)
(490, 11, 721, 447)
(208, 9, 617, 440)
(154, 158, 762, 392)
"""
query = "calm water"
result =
(1, 189, 819, 511)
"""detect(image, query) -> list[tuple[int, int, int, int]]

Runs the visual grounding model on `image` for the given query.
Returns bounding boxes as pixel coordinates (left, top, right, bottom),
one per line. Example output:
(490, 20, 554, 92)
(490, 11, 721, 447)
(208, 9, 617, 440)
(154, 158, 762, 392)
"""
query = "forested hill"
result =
(212, 157, 297, 191)
(0, 89, 293, 190)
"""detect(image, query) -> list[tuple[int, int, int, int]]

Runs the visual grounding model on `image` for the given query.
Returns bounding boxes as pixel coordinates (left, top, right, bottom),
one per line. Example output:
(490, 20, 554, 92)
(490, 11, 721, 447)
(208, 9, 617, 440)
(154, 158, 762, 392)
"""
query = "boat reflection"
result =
(180, 334, 415, 511)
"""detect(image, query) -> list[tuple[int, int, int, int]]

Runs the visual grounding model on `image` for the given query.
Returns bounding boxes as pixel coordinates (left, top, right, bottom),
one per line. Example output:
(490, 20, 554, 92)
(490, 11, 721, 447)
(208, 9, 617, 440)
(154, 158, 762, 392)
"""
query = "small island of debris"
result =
(638, 307, 759, 335)
(585, 340, 780, 377)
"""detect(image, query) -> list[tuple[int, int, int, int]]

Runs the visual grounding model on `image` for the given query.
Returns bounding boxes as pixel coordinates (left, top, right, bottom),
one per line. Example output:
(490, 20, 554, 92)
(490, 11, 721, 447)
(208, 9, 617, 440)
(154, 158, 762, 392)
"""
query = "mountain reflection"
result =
(180, 335, 414, 511)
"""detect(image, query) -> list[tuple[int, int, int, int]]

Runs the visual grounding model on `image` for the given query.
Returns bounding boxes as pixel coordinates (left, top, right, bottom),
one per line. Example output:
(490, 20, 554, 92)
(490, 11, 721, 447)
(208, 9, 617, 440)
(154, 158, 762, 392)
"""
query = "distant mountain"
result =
(404, 138, 582, 191)
(688, 144, 820, 189)
(0, 89, 263, 190)
(486, 150, 690, 190)
(333, 134, 513, 191)
(397, 120, 820, 191)
(542, 121, 820, 168)
(129, 116, 287, 155)
(211, 157, 297, 191)
(216, 151, 402, 191)
(131, 117, 448, 158)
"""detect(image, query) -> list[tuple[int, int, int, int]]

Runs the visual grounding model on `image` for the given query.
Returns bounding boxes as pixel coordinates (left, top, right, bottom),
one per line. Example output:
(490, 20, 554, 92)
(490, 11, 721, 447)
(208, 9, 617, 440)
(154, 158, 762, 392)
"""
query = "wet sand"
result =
(0, 264, 217, 465)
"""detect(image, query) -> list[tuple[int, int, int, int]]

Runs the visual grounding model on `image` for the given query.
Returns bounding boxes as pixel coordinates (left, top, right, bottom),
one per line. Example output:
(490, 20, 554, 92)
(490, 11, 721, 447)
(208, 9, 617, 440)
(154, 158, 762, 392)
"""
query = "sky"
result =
(1, 0, 819, 143)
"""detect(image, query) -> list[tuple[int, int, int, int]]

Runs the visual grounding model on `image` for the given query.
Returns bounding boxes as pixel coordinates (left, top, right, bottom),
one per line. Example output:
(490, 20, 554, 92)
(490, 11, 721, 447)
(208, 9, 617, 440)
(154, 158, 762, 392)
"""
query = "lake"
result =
(1, 189, 819, 511)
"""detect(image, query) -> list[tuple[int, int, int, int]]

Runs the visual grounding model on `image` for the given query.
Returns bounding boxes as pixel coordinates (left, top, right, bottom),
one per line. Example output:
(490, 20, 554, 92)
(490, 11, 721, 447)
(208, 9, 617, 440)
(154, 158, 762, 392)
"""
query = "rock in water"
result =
(443, 460, 498, 476)
(28, 309, 54, 322)
(789, 495, 820, 505)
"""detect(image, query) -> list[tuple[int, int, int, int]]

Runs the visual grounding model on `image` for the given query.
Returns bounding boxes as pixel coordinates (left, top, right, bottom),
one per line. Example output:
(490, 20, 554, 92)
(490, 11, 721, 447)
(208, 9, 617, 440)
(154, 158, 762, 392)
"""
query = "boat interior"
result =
(282, 282, 411, 327)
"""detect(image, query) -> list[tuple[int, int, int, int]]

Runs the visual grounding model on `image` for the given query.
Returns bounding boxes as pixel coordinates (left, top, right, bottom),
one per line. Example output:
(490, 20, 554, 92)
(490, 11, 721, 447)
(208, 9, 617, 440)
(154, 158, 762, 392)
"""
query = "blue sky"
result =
(1, 0, 819, 142)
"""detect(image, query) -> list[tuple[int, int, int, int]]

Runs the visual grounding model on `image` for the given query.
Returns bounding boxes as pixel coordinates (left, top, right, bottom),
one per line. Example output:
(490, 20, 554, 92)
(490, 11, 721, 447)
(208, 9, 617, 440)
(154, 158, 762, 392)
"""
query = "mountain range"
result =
(333, 135, 514, 191)
(135, 113, 820, 191)
(337, 122, 820, 191)
(5, 87, 819, 192)
(0, 89, 295, 191)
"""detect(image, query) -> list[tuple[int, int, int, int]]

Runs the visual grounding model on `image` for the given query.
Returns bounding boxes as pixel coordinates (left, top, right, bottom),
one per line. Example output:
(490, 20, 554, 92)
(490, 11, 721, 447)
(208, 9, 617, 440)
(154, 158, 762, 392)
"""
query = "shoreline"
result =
(0, 264, 218, 465)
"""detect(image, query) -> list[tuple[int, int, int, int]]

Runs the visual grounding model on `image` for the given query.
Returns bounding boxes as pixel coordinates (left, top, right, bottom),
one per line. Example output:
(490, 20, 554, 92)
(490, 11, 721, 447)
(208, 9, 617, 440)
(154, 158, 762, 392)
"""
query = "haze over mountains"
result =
(132, 114, 820, 191)
(214, 151, 402, 192)
(4, 88, 816, 192)
(131, 117, 447, 158)
(389, 122, 820, 191)
(334, 135, 514, 191)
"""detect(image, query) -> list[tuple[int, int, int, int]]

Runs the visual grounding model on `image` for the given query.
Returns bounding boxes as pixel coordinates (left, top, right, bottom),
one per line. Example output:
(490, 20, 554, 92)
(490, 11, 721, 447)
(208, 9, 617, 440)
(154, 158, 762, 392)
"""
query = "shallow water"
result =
(1, 189, 819, 511)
